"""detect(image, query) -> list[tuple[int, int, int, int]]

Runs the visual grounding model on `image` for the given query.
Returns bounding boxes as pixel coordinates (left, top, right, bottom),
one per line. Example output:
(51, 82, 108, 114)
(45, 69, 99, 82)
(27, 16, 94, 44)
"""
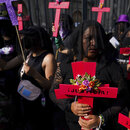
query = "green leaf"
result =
(70, 79, 75, 84)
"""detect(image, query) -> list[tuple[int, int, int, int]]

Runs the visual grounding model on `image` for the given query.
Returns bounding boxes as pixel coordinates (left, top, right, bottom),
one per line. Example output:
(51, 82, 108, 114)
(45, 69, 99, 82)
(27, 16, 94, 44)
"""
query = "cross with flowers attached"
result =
(55, 61, 118, 130)
(92, 0, 110, 23)
(48, 0, 70, 37)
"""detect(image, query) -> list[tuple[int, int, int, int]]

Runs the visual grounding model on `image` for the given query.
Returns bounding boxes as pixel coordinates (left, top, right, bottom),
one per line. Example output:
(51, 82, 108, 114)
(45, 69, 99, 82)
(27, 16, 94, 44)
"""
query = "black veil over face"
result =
(20, 26, 53, 53)
(60, 14, 74, 33)
(114, 22, 129, 41)
(120, 26, 130, 47)
(70, 20, 109, 61)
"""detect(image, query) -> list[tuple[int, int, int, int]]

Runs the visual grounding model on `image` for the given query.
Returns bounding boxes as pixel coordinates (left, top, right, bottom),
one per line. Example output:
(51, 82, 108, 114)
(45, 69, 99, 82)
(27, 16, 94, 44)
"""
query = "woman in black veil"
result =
(49, 20, 128, 130)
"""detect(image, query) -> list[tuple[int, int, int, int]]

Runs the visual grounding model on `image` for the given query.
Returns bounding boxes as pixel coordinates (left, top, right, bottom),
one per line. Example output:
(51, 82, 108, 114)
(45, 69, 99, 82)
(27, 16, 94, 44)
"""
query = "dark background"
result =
(14, 0, 130, 33)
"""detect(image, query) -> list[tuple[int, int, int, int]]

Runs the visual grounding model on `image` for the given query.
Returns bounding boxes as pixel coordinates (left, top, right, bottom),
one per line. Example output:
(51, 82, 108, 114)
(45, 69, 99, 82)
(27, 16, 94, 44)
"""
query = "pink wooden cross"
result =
(17, 4, 30, 31)
(48, 0, 70, 37)
(118, 113, 130, 129)
(0, 0, 18, 25)
(92, 0, 110, 23)
(55, 61, 118, 130)
(17, 4, 23, 31)
(120, 47, 130, 80)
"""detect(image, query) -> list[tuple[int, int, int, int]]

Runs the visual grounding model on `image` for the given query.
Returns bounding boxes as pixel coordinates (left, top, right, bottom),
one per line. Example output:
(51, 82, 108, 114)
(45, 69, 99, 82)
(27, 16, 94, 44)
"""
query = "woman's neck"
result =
(32, 50, 45, 57)
(82, 57, 97, 62)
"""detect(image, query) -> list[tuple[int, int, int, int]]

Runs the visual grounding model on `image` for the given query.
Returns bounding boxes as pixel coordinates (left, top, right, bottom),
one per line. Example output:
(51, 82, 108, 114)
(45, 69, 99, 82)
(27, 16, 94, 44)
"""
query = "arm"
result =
(49, 64, 91, 114)
(101, 62, 129, 124)
(49, 64, 74, 111)
(23, 53, 56, 90)
(78, 62, 129, 129)
(0, 55, 23, 71)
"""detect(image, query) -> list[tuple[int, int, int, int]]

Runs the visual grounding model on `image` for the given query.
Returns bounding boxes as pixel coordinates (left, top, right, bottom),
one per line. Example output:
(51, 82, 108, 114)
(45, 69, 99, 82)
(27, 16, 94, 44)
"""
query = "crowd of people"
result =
(0, 2, 130, 130)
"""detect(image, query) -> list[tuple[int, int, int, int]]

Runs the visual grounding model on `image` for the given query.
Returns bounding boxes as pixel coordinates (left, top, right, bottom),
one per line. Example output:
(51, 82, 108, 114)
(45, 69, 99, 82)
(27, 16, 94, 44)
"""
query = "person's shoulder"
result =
(42, 53, 56, 68)
(44, 53, 55, 62)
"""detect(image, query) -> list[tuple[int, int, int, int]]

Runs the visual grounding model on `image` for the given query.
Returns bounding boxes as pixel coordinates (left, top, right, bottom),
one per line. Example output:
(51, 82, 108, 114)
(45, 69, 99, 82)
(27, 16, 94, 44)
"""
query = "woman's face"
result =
(126, 31, 130, 37)
(82, 27, 98, 59)
(117, 22, 129, 40)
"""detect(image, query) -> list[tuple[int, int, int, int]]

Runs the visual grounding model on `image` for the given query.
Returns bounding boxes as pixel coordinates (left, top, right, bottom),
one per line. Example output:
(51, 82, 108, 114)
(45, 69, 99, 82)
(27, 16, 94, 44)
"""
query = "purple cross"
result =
(0, 0, 18, 25)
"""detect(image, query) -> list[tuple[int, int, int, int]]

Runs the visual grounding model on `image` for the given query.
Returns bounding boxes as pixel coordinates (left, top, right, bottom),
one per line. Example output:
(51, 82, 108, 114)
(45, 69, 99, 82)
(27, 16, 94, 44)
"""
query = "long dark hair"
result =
(114, 22, 129, 41)
(120, 26, 130, 47)
(0, 20, 16, 46)
(20, 26, 53, 53)
(60, 14, 74, 33)
(70, 20, 109, 61)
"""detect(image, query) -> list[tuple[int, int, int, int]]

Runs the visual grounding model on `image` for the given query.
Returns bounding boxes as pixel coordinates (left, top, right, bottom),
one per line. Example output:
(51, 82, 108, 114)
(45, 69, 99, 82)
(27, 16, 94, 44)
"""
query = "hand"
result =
(78, 115, 100, 130)
(52, 23, 55, 32)
(127, 64, 130, 72)
(52, 23, 60, 33)
(23, 63, 35, 76)
(71, 101, 91, 117)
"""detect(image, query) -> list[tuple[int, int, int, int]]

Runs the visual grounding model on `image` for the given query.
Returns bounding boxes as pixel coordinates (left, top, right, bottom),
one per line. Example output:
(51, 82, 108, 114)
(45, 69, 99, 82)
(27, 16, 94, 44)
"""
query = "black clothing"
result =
(117, 37, 130, 109)
(18, 51, 54, 130)
(53, 33, 73, 63)
(50, 20, 128, 130)
(0, 45, 20, 130)
(49, 54, 128, 130)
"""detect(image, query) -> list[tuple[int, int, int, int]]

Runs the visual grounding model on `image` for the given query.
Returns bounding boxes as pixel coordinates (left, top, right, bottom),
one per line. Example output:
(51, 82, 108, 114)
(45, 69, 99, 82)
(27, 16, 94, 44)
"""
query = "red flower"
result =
(89, 81, 95, 88)
(78, 84, 87, 92)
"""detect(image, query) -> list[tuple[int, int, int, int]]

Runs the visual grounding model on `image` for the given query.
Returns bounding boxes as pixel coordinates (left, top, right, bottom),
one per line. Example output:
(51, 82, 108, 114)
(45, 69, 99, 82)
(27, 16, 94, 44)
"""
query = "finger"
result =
(77, 108, 91, 117)
(82, 107, 91, 111)
(84, 115, 93, 120)
(77, 110, 91, 116)
(78, 117, 89, 128)
(79, 103, 91, 108)
(77, 106, 91, 112)
(24, 62, 28, 66)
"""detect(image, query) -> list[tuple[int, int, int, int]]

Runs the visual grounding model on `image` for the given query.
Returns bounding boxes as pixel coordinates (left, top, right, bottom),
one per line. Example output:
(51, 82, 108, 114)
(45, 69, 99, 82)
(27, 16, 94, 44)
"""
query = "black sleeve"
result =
(49, 65, 73, 112)
(101, 61, 129, 124)
(119, 63, 128, 78)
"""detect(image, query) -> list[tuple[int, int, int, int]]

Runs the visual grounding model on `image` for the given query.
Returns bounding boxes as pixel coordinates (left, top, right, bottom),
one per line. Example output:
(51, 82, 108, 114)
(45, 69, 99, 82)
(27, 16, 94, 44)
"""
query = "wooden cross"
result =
(118, 113, 130, 129)
(120, 47, 130, 80)
(92, 0, 110, 23)
(55, 61, 118, 130)
(0, 0, 18, 25)
(17, 4, 30, 31)
(17, 4, 23, 31)
(48, 0, 70, 37)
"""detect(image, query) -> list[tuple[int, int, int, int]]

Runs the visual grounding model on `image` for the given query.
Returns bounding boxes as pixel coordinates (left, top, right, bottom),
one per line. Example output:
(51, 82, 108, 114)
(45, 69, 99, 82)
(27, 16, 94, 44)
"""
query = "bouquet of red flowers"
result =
(70, 72, 101, 93)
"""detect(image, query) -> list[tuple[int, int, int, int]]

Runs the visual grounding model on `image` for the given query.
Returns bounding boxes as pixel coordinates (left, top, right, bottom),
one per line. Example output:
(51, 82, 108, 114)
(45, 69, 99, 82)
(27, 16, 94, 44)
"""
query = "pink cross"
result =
(92, 0, 110, 23)
(120, 47, 130, 80)
(0, 0, 18, 25)
(55, 61, 118, 130)
(118, 113, 130, 129)
(48, 0, 70, 37)
(17, 4, 23, 31)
